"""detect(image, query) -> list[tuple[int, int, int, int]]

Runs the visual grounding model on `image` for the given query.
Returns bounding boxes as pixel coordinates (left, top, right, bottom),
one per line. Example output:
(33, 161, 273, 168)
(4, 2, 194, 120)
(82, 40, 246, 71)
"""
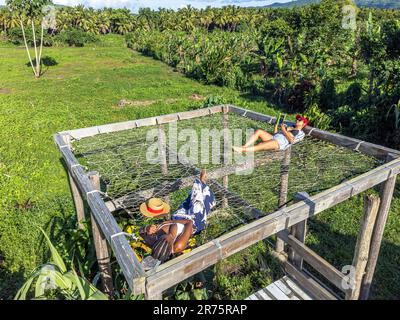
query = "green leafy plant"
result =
(387, 100, 400, 130)
(15, 227, 108, 300)
(304, 103, 332, 130)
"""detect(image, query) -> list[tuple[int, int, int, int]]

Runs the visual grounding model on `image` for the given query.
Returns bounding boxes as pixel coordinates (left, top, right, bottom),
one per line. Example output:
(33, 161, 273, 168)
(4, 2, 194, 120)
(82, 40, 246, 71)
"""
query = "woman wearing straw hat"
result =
(139, 170, 216, 263)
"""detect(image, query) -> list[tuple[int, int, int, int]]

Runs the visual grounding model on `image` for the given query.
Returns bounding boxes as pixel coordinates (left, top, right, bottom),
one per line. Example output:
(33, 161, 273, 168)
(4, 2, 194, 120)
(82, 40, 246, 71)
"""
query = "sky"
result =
(0, 0, 293, 13)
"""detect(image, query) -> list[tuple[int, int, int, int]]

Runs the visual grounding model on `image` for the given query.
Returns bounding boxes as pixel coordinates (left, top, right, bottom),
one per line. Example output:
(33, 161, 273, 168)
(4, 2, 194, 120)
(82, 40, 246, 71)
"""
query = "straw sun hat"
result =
(139, 198, 170, 218)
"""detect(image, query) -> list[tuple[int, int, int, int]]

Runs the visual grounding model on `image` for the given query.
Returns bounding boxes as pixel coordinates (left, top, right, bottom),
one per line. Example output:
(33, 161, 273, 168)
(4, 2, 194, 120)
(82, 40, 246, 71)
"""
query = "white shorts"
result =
(273, 133, 290, 151)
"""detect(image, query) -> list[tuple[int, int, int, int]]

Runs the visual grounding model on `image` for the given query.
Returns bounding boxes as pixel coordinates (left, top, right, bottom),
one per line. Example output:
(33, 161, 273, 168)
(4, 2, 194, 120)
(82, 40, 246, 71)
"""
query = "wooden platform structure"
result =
(53, 105, 400, 300)
(247, 276, 313, 300)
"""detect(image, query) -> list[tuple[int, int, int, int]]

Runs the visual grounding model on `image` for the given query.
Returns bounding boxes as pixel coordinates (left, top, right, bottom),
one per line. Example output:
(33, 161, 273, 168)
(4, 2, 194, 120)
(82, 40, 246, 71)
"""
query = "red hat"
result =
(296, 114, 309, 127)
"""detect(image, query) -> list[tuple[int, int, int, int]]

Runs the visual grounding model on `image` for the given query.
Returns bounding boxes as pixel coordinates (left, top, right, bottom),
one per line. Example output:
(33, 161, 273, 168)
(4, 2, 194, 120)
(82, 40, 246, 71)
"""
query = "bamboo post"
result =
(359, 175, 397, 300)
(63, 135, 86, 229)
(222, 106, 230, 209)
(288, 192, 309, 269)
(88, 172, 114, 298)
(275, 146, 292, 253)
(346, 195, 380, 300)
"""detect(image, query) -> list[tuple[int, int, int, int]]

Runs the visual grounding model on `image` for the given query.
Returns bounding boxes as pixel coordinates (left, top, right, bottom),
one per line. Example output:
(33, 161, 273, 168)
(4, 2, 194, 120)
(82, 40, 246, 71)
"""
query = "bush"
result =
(344, 82, 363, 109)
(7, 27, 54, 47)
(304, 103, 332, 130)
(319, 78, 337, 111)
(55, 29, 98, 47)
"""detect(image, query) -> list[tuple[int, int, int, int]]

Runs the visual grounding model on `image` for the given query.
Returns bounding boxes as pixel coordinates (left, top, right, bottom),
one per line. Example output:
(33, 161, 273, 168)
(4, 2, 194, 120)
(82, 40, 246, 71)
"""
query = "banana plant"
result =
(15, 227, 108, 300)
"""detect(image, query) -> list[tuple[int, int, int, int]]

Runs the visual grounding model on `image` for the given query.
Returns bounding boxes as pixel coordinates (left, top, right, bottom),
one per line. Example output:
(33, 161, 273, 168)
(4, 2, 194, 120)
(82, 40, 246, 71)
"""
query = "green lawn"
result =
(0, 35, 399, 300)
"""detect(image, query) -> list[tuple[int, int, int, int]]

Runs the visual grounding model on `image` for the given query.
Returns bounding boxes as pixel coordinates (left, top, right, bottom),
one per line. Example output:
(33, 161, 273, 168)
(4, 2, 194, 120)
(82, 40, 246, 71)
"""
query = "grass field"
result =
(0, 35, 399, 300)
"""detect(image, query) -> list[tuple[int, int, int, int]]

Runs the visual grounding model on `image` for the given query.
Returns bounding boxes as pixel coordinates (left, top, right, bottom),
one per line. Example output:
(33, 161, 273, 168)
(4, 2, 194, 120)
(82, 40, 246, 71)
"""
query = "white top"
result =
(176, 223, 185, 237)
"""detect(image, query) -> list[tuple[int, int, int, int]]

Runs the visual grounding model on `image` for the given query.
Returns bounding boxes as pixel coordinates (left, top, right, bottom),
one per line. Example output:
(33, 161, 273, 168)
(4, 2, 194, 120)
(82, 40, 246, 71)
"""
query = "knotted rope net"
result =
(72, 111, 381, 247)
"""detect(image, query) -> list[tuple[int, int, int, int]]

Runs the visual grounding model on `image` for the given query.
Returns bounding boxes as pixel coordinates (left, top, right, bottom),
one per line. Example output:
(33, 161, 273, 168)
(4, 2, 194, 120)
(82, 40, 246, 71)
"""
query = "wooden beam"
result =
(62, 135, 86, 229)
(228, 105, 400, 160)
(222, 106, 230, 209)
(60, 105, 225, 140)
(89, 172, 114, 298)
(359, 175, 398, 300)
(54, 133, 146, 295)
(288, 192, 310, 269)
(286, 234, 348, 293)
(276, 146, 292, 253)
(346, 195, 380, 300)
(284, 261, 338, 300)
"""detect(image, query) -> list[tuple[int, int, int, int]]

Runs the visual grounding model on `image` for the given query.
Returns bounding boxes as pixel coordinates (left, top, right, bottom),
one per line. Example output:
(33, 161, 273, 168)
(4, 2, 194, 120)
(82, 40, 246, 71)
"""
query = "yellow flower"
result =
(189, 238, 197, 247)
(181, 248, 192, 254)
(125, 225, 134, 234)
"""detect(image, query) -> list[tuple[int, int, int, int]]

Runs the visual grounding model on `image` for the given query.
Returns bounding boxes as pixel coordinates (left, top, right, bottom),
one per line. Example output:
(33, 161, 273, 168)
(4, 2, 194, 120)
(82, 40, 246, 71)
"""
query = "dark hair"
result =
(140, 226, 159, 247)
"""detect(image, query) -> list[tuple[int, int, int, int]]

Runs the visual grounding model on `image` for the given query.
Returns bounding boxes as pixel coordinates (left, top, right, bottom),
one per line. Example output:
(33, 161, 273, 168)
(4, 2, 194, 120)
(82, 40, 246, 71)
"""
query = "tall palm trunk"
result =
(20, 20, 37, 77)
(31, 20, 40, 78)
(37, 23, 44, 76)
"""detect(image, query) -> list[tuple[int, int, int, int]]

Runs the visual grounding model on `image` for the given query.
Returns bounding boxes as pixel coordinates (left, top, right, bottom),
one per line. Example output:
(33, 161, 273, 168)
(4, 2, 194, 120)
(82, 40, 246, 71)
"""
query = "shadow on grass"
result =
(0, 267, 25, 300)
(306, 218, 400, 300)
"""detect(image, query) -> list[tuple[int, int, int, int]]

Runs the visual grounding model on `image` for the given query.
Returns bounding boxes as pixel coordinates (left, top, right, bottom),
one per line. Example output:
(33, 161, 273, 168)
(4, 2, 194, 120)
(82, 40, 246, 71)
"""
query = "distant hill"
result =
(267, 0, 400, 9)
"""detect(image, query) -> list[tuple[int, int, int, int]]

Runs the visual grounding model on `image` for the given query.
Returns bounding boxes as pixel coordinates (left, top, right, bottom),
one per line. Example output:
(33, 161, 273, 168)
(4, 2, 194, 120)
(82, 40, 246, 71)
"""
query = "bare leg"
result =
(237, 140, 280, 153)
(200, 169, 207, 184)
(244, 129, 273, 147)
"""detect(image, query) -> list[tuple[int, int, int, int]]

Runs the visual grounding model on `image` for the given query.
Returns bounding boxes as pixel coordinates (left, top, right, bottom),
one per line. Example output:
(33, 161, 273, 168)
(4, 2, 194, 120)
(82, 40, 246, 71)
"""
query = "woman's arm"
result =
(173, 220, 194, 254)
(281, 124, 295, 144)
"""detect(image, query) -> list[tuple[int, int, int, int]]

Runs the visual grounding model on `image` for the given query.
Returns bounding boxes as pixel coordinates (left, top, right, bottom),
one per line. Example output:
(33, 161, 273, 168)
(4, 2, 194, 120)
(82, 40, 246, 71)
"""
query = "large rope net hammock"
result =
(72, 112, 381, 249)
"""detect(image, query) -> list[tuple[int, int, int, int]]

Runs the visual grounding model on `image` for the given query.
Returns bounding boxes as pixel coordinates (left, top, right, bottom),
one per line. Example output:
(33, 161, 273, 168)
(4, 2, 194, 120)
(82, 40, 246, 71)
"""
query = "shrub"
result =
(7, 27, 54, 47)
(344, 82, 363, 109)
(55, 29, 98, 47)
(304, 103, 332, 130)
(319, 78, 337, 111)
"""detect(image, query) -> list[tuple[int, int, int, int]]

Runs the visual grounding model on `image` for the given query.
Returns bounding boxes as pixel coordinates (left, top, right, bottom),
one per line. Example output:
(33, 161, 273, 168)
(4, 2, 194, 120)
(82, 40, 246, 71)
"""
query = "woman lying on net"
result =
(139, 169, 216, 263)
(232, 114, 309, 153)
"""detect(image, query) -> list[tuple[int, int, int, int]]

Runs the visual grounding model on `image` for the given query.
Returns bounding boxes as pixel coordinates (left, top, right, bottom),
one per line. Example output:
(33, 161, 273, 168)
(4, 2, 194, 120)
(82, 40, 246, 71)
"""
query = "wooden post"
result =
(158, 124, 168, 176)
(89, 172, 114, 298)
(346, 195, 380, 300)
(158, 124, 170, 206)
(359, 175, 397, 300)
(275, 146, 292, 253)
(63, 135, 86, 229)
(222, 107, 230, 209)
(288, 192, 309, 269)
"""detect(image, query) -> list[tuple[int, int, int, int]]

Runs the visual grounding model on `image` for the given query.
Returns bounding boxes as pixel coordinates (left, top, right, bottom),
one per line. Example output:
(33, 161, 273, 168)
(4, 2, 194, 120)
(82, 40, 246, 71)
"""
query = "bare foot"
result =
(200, 169, 207, 184)
(232, 146, 245, 153)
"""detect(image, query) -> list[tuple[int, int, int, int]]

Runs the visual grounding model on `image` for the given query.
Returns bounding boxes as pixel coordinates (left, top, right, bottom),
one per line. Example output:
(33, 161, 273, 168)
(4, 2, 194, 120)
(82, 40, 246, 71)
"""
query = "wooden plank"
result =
(283, 277, 313, 301)
(288, 192, 310, 269)
(60, 106, 224, 140)
(284, 262, 337, 300)
(286, 235, 348, 293)
(274, 279, 293, 297)
(61, 135, 86, 229)
(89, 173, 114, 297)
(360, 175, 398, 300)
(276, 147, 292, 253)
(266, 283, 290, 300)
(346, 195, 380, 300)
(256, 289, 272, 300)
(222, 106, 230, 209)
(228, 105, 400, 159)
